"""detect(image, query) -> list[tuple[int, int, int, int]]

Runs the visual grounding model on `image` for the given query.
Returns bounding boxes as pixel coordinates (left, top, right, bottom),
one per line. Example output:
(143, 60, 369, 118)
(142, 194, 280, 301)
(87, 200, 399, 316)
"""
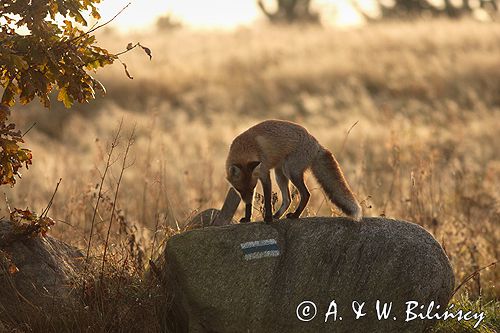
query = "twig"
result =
(54, 218, 73, 227)
(116, 258, 162, 325)
(89, 2, 131, 35)
(85, 119, 123, 264)
(149, 259, 163, 284)
(70, 3, 131, 43)
(141, 109, 156, 228)
(113, 43, 152, 81)
(4, 193, 11, 215)
(451, 261, 497, 298)
(339, 120, 359, 158)
(112, 41, 151, 58)
(313, 187, 327, 216)
(22, 122, 36, 137)
(114, 43, 139, 57)
(150, 212, 160, 260)
(382, 145, 400, 213)
(40, 178, 62, 218)
(100, 124, 136, 283)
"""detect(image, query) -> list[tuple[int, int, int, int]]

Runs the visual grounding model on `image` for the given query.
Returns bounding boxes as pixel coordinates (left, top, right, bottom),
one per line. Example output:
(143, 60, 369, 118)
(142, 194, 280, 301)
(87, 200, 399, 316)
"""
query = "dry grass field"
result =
(2, 19, 499, 331)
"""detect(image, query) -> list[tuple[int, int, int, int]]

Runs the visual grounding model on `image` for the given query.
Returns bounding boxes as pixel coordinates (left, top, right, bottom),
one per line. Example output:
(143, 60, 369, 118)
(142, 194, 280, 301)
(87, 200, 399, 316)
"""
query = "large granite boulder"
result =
(0, 220, 83, 324)
(162, 217, 454, 333)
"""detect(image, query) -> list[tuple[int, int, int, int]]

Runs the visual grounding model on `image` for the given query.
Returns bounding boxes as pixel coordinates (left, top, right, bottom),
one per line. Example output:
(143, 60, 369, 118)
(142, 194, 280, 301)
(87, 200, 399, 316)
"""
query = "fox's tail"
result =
(311, 148, 362, 221)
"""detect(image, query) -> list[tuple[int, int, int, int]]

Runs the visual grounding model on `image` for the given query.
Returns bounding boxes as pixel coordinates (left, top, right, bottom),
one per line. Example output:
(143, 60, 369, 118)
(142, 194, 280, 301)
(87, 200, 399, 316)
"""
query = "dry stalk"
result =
(85, 119, 123, 264)
(100, 124, 136, 283)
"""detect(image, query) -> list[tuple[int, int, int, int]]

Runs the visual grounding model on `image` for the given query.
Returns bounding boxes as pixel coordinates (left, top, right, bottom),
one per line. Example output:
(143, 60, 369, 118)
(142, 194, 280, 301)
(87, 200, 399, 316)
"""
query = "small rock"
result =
(0, 220, 83, 324)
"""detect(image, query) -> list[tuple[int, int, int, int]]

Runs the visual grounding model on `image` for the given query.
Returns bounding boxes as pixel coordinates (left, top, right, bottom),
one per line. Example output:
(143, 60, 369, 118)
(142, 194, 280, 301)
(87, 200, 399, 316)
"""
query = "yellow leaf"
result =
(91, 8, 101, 20)
(0, 104, 10, 122)
(1, 83, 17, 107)
(57, 87, 73, 108)
(2, 140, 19, 153)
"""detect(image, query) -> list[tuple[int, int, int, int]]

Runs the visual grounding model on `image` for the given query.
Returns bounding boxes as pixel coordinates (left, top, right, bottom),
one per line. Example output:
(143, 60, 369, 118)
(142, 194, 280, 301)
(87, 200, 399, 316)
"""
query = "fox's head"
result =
(226, 161, 261, 204)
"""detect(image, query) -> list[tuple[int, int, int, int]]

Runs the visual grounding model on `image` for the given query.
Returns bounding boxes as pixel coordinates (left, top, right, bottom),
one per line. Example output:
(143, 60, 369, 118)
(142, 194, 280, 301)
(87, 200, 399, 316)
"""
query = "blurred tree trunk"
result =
(257, 0, 319, 23)
(353, 0, 499, 20)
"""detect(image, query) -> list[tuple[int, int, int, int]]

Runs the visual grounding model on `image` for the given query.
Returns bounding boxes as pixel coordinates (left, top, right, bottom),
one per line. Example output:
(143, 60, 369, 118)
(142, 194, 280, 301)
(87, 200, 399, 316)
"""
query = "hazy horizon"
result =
(96, 0, 366, 31)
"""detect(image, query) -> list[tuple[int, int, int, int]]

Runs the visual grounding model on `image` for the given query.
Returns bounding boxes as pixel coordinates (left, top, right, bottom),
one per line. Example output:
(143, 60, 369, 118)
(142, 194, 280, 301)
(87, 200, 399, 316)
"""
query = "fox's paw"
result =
(239, 217, 250, 223)
(264, 215, 273, 224)
(286, 212, 299, 219)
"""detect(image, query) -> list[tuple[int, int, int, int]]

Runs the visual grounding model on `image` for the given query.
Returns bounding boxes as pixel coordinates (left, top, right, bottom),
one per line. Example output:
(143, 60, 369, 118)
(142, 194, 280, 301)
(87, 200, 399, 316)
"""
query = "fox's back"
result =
(227, 120, 320, 169)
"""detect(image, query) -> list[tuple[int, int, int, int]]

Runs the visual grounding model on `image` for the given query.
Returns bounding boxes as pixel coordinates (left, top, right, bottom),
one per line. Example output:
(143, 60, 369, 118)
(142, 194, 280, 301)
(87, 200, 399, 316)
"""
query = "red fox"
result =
(226, 119, 362, 223)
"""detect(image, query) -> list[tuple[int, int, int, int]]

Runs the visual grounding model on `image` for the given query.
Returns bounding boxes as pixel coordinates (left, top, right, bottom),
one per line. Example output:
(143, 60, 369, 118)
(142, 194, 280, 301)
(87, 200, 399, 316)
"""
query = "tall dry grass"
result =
(2, 18, 499, 331)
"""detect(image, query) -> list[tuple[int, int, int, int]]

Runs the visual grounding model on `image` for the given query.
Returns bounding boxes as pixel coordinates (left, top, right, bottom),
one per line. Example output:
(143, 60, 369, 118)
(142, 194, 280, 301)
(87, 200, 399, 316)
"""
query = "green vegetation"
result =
(432, 295, 499, 332)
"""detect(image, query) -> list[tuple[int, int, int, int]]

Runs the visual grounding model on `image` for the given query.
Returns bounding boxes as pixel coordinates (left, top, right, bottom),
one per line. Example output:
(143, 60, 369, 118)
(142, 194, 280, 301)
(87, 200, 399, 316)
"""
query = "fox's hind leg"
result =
(273, 166, 291, 219)
(286, 170, 310, 219)
(282, 148, 315, 219)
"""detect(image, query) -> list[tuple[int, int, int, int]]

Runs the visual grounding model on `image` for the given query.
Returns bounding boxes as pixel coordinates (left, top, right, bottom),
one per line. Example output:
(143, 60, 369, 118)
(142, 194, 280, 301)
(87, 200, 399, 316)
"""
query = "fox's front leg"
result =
(240, 191, 254, 223)
(260, 170, 273, 223)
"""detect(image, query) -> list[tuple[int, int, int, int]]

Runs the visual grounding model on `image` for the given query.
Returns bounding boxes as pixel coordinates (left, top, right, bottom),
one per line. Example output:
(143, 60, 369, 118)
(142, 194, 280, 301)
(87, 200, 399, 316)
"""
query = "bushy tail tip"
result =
(311, 149, 363, 221)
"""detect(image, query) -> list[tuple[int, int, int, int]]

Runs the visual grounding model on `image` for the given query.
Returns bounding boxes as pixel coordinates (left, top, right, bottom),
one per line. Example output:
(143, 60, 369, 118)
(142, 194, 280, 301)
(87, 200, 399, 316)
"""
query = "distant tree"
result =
(257, 0, 319, 23)
(0, 0, 150, 187)
(156, 13, 182, 31)
(352, 0, 498, 20)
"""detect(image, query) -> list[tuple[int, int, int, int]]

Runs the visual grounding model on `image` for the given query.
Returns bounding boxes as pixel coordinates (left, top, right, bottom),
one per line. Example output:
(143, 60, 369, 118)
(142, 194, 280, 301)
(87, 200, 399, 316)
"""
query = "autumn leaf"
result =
(10, 55, 29, 70)
(8, 263, 19, 275)
(91, 7, 101, 20)
(122, 62, 133, 79)
(9, 206, 55, 238)
(1, 82, 18, 107)
(0, 105, 10, 123)
(140, 45, 152, 60)
(57, 87, 73, 108)
(0, 0, 149, 189)
(1, 139, 19, 153)
(92, 78, 106, 95)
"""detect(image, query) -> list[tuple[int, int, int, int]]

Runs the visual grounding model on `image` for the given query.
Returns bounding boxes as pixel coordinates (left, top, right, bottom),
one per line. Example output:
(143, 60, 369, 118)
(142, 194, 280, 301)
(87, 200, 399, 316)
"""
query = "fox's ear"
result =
(228, 164, 241, 180)
(247, 161, 261, 175)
